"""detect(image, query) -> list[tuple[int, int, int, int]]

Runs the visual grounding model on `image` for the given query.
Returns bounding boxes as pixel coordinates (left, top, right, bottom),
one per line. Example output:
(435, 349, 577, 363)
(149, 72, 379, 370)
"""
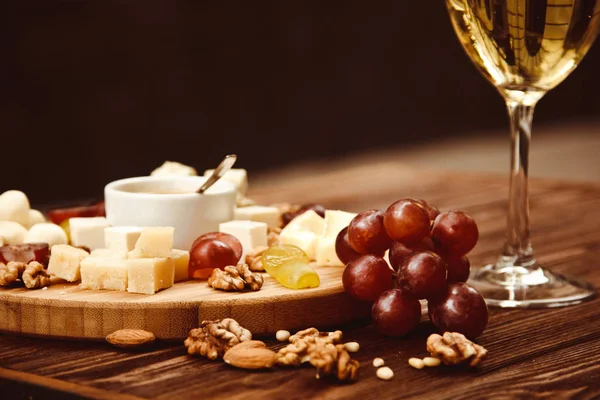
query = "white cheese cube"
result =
(284, 210, 324, 234)
(80, 257, 129, 291)
(279, 230, 318, 260)
(0, 221, 28, 245)
(90, 248, 128, 259)
(105, 226, 143, 252)
(69, 217, 110, 250)
(151, 161, 197, 177)
(219, 220, 267, 261)
(130, 227, 174, 258)
(24, 223, 68, 248)
(233, 205, 281, 228)
(47, 244, 90, 282)
(27, 209, 46, 228)
(126, 257, 175, 295)
(323, 210, 357, 238)
(204, 168, 248, 195)
(315, 236, 344, 267)
(0, 190, 30, 226)
(172, 249, 190, 282)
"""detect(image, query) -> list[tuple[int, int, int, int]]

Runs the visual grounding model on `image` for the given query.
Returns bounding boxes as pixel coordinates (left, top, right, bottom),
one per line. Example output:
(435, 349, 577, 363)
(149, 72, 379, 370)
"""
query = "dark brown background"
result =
(1, 1, 599, 205)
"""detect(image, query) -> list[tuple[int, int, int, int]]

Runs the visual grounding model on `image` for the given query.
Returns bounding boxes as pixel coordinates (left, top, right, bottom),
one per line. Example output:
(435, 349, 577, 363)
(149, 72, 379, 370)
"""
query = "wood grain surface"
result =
(0, 266, 371, 340)
(1, 161, 600, 400)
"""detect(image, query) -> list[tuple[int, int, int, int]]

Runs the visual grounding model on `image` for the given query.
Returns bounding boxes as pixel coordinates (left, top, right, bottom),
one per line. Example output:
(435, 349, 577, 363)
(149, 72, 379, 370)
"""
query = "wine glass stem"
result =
(501, 98, 539, 268)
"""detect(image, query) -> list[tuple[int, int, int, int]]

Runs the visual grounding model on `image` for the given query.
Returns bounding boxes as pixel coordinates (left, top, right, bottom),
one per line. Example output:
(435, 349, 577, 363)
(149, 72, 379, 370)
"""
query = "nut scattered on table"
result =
(22, 261, 50, 289)
(276, 330, 291, 342)
(0, 261, 26, 286)
(376, 366, 394, 380)
(223, 340, 278, 370)
(106, 329, 156, 348)
(408, 358, 425, 370)
(372, 357, 385, 368)
(423, 357, 441, 367)
(185, 318, 252, 360)
(246, 246, 268, 272)
(426, 332, 488, 367)
(344, 341, 360, 353)
(277, 327, 357, 381)
(207, 264, 264, 291)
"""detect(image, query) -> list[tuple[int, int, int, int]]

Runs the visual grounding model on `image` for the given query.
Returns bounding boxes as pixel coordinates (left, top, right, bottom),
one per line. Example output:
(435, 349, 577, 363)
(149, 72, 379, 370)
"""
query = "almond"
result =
(223, 341, 277, 370)
(106, 329, 156, 348)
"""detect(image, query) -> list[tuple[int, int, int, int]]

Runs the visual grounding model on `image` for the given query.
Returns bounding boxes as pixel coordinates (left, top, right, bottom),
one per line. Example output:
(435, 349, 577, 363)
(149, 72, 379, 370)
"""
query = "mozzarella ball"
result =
(0, 221, 28, 245)
(0, 190, 30, 226)
(24, 223, 68, 248)
(27, 209, 46, 228)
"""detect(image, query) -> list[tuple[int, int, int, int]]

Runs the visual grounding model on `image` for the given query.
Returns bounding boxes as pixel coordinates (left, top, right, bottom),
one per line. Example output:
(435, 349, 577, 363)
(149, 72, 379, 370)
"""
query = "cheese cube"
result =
(90, 248, 128, 259)
(233, 205, 281, 228)
(69, 217, 110, 250)
(313, 210, 358, 266)
(285, 210, 324, 234)
(80, 257, 128, 291)
(219, 220, 267, 261)
(105, 226, 143, 252)
(172, 249, 190, 282)
(279, 230, 318, 260)
(204, 168, 248, 195)
(126, 258, 175, 295)
(315, 236, 343, 267)
(47, 244, 90, 282)
(323, 210, 357, 237)
(130, 227, 174, 258)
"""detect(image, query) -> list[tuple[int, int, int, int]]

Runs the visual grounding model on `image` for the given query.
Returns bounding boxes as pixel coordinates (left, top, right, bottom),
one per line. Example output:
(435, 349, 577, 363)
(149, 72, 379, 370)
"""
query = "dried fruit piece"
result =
(106, 329, 156, 348)
(0, 243, 50, 265)
(22, 261, 50, 289)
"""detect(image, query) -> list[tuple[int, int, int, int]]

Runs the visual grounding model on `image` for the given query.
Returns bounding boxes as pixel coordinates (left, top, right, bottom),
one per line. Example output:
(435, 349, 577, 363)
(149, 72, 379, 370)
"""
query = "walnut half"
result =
(0, 261, 26, 286)
(208, 264, 264, 291)
(184, 318, 252, 360)
(426, 332, 488, 367)
(22, 261, 50, 289)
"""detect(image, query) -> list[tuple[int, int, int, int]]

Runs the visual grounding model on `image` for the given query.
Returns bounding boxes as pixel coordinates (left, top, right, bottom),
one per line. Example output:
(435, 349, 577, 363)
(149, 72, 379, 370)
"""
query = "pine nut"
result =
(408, 358, 425, 369)
(376, 366, 394, 380)
(423, 357, 441, 367)
(344, 341, 360, 353)
(372, 357, 385, 368)
(275, 330, 291, 342)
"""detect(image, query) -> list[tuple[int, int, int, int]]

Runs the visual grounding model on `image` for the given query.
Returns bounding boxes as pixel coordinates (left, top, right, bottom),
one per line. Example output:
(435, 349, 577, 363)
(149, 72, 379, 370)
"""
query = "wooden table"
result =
(1, 161, 600, 400)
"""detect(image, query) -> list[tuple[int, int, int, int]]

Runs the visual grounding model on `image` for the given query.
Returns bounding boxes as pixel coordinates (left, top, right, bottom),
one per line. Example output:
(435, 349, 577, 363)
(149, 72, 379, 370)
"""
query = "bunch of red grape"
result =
(337, 199, 488, 339)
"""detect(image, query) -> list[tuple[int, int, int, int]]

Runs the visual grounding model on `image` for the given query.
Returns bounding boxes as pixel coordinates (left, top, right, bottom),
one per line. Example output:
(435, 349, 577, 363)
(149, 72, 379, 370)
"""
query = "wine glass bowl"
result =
(445, 0, 600, 308)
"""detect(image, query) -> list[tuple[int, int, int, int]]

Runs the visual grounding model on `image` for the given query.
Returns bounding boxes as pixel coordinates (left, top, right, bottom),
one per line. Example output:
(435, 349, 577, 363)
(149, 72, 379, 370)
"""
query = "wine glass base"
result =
(468, 261, 596, 309)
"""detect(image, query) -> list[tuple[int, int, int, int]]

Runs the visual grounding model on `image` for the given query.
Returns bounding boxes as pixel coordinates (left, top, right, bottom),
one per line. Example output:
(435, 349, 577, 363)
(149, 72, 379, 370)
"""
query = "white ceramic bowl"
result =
(104, 176, 236, 250)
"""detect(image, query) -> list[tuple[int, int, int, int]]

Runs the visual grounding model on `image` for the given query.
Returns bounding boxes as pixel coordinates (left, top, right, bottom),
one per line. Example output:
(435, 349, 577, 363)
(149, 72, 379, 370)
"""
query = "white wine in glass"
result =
(446, 0, 600, 308)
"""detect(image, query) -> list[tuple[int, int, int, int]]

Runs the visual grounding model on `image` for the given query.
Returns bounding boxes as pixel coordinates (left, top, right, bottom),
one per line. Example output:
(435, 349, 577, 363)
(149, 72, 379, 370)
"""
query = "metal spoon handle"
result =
(197, 154, 237, 194)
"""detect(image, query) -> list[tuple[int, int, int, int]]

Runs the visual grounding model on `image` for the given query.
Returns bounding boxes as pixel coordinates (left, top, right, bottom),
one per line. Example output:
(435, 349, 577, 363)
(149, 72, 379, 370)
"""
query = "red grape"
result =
(397, 251, 447, 300)
(189, 239, 239, 280)
(428, 282, 488, 339)
(415, 199, 440, 222)
(383, 199, 430, 245)
(388, 238, 434, 271)
(335, 227, 361, 265)
(191, 232, 243, 261)
(0, 243, 50, 265)
(371, 289, 421, 336)
(342, 255, 393, 302)
(445, 255, 470, 283)
(348, 210, 392, 255)
(431, 211, 479, 257)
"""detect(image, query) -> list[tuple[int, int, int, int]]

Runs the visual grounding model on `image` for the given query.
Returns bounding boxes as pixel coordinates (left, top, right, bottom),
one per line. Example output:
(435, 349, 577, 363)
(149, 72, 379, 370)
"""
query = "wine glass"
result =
(445, 0, 600, 307)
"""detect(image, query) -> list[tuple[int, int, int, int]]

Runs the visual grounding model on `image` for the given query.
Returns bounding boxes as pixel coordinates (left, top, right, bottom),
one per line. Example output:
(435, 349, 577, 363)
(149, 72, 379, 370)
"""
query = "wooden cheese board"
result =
(0, 265, 372, 341)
